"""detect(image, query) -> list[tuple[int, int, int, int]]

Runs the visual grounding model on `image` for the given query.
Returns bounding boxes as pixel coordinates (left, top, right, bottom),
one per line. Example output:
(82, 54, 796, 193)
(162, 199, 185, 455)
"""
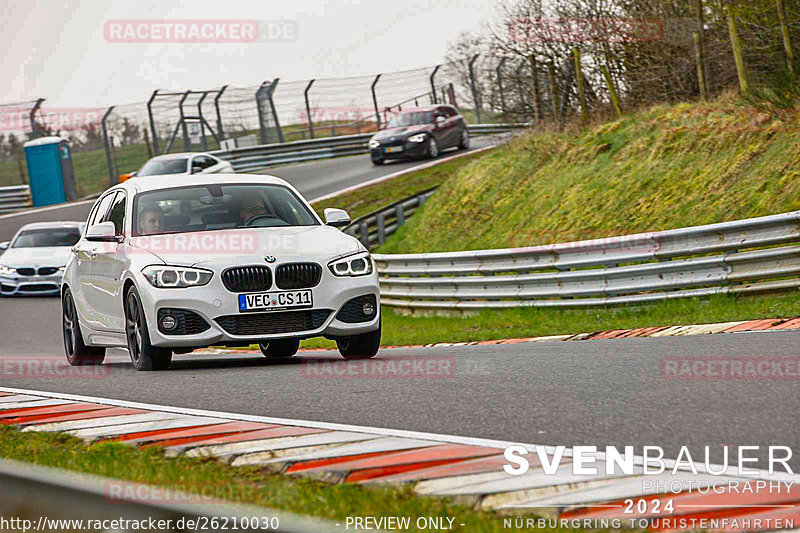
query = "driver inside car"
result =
(139, 205, 165, 235)
(238, 197, 268, 225)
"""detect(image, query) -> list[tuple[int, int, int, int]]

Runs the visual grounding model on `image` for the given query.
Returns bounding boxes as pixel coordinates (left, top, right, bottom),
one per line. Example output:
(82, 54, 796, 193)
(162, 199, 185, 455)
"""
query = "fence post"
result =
(694, 32, 709, 101)
(178, 90, 191, 152)
(214, 85, 227, 140)
(371, 74, 382, 129)
(574, 47, 588, 123)
(468, 54, 481, 123)
(304, 79, 315, 139)
(268, 79, 284, 143)
(776, 0, 795, 74)
(147, 90, 159, 154)
(695, 0, 710, 95)
(547, 62, 560, 120)
(429, 65, 440, 104)
(29, 98, 44, 138)
(101, 106, 117, 186)
(496, 57, 506, 114)
(529, 55, 542, 122)
(600, 65, 622, 117)
(726, 4, 749, 93)
(143, 127, 152, 158)
(197, 92, 209, 151)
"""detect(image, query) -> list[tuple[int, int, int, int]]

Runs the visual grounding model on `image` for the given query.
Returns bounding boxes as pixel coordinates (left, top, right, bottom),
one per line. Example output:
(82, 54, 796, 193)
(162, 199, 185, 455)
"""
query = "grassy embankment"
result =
(301, 97, 800, 348)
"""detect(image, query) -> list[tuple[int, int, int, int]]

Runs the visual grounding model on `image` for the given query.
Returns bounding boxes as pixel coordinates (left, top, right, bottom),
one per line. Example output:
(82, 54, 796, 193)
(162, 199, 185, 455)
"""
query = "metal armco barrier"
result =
(211, 124, 525, 173)
(0, 458, 338, 533)
(344, 188, 438, 248)
(373, 210, 800, 310)
(0, 185, 31, 213)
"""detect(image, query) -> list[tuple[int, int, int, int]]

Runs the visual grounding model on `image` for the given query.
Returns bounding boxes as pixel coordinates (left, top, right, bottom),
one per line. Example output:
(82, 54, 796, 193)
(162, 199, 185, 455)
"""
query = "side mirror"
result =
(191, 165, 203, 174)
(435, 115, 446, 125)
(324, 208, 351, 229)
(86, 221, 120, 243)
(0, 241, 9, 251)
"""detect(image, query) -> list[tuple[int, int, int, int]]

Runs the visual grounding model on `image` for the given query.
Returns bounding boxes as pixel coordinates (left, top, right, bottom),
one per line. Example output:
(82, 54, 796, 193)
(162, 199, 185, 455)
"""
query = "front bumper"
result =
(370, 137, 430, 160)
(133, 269, 381, 348)
(0, 271, 63, 296)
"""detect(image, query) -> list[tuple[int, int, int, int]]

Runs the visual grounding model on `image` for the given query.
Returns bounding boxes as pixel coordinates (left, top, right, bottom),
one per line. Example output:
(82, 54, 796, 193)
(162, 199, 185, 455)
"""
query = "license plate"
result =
(238, 290, 313, 312)
(385, 146, 403, 153)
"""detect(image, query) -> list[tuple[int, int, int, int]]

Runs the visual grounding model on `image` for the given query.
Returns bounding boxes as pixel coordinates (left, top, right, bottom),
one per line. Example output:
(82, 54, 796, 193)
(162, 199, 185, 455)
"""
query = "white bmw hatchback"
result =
(61, 174, 380, 371)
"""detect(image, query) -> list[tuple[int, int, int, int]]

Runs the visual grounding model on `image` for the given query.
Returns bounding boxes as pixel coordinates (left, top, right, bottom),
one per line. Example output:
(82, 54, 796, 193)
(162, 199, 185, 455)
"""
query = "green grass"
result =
(311, 150, 489, 220)
(295, 291, 800, 349)
(0, 425, 590, 533)
(379, 99, 800, 254)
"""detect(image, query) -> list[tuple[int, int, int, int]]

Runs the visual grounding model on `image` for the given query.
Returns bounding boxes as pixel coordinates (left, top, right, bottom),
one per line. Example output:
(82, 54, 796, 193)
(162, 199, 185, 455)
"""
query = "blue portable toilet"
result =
(23, 136, 78, 207)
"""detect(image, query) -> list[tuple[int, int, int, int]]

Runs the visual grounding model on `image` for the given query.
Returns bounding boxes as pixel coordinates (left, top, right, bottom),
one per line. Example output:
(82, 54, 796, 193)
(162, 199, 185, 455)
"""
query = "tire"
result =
(336, 326, 381, 360)
(62, 288, 105, 366)
(458, 129, 470, 149)
(427, 137, 439, 159)
(125, 286, 172, 371)
(259, 339, 300, 358)
(371, 155, 384, 166)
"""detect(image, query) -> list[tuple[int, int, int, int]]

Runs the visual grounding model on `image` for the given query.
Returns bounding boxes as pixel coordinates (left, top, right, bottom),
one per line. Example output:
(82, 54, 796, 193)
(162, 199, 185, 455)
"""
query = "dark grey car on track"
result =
(368, 105, 469, 165)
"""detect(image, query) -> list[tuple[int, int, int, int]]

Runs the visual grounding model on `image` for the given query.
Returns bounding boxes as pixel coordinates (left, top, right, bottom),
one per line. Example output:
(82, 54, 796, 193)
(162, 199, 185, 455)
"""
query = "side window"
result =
(88, 194, 115, 228)
(105, 192, 126, 236)
(196, 156, 216, 169)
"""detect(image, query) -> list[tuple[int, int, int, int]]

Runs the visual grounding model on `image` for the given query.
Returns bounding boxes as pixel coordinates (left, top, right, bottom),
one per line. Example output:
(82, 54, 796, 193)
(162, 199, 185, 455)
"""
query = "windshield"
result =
(385, 110, 435, 128)
(133, 183, 319, 236)
(13, 228, 82, 248)
(138, 158, 189, 176)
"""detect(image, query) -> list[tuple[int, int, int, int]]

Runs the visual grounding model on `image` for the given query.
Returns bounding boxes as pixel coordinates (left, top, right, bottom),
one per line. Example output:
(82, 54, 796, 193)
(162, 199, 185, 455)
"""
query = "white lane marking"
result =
(309, 145, 495, 203)
(0, 198, 96, 220)
(1, 386, 798, 485)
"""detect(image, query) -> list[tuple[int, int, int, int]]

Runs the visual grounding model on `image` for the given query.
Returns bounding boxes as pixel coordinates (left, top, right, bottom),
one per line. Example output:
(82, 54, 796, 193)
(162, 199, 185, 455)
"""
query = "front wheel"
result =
(62, 288, 105, 366)
(125, 286, 172, 371)
(427, 137, 439, 159)
(259, 339, 300, 358)
(336, 327, 381, 360)
(371, 155, 384, 166)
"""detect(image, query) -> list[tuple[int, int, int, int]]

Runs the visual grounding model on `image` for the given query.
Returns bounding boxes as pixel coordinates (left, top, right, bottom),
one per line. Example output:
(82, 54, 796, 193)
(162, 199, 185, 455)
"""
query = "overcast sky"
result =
(4, 0, 500, 108)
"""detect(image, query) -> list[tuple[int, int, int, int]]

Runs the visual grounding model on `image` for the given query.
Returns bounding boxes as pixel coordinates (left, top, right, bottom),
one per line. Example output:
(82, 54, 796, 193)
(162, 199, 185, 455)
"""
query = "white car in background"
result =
(0, 221, 85, 296)
(61, 174, 380, 371)
(121, 152, 233, 182)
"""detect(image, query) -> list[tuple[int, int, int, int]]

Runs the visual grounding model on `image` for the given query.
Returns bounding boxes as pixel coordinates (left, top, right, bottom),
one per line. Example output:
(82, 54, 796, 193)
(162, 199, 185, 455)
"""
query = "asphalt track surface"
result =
(1, 137, 798, 471)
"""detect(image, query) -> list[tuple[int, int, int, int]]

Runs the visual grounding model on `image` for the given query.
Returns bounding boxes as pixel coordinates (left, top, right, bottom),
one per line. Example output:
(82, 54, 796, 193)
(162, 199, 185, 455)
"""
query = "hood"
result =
(128, 225, 362, 268)
(372, 124, 432, 140)
(0, 246, 73, 268)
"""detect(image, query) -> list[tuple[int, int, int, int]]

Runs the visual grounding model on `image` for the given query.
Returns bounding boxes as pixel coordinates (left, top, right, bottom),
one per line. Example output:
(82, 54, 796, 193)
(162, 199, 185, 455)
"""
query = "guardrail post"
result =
(359, 220, 370, 247)
(147, 90, 159, 154)
(101, 106, 117, 185)
(496, 58, 506, 114)
(468, 55, 481, 123)
(214, 85, 227, 140)
(371, 74, 382, 129)
(304, 79, 316, 139)
(395, 204, 405, 228)
(29, 98, 45, 138)
(376, 213, 386, 245)
(429, 65, 440, 104)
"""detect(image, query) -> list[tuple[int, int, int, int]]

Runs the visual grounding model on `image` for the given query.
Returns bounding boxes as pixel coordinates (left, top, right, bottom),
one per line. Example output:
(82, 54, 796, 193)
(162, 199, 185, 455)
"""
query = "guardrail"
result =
(344, 188, 438, 248)
(373, 210, 800, 310)
(0, 185, 31, 214)
(212, 124, 526, 173)
(0, 458, 339, 533)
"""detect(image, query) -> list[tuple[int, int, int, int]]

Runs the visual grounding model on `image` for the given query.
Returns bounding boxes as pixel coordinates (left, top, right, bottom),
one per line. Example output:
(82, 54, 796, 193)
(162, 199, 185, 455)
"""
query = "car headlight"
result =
(328, 252, 374, 277)
(142, 265, 213, 288)
(0, 264, 14, 276)
(368, 139, 381, 149)
(408, 133, 426, 143)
